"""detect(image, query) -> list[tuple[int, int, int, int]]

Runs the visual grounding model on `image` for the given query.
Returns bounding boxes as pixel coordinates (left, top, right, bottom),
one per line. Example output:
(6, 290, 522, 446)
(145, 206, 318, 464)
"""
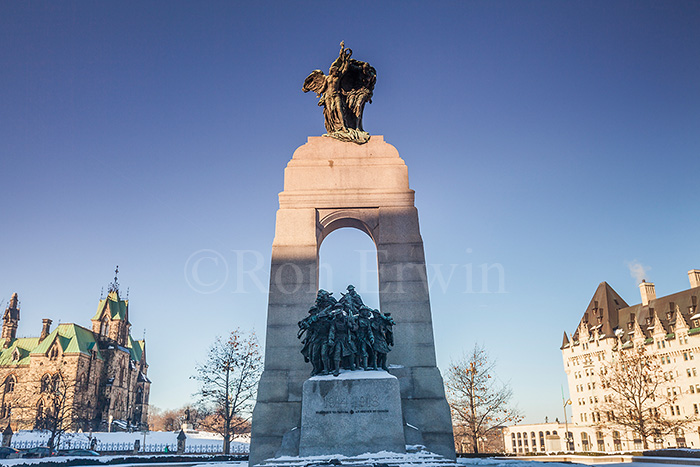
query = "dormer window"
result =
(12, 349, 20, 361)
(48, 345, 59, 361)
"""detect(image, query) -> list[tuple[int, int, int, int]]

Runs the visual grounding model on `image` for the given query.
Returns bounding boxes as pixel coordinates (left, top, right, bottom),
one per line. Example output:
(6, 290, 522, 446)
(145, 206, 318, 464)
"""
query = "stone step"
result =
(258, 450, 459, 467)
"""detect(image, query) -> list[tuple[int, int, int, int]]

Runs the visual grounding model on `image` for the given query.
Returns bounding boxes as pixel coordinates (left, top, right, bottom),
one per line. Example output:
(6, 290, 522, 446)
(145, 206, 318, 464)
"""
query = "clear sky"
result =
(1, 1, 699, 425)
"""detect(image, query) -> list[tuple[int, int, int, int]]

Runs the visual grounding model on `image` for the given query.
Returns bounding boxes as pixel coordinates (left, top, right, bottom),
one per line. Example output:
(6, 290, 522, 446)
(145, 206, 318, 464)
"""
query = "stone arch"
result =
(250, 136, 454, 464)
(317, 208, 379, 247)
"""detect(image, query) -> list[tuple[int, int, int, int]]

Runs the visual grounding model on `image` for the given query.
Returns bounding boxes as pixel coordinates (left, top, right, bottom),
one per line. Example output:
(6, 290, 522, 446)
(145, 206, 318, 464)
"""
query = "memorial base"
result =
(298, 370, 406, 457)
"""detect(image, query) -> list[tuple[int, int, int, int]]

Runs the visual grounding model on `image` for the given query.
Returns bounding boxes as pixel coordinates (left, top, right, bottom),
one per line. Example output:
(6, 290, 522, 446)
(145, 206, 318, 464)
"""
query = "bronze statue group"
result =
(298, 285, 395, 377)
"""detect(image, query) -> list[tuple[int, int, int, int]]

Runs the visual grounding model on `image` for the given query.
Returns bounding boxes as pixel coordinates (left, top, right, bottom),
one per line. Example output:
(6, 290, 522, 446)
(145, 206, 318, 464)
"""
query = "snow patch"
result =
(310, 369, 397, 381)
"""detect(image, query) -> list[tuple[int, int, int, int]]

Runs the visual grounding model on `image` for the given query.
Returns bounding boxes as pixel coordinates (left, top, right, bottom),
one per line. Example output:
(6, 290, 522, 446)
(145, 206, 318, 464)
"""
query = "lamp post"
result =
(561, 388, 573, 451)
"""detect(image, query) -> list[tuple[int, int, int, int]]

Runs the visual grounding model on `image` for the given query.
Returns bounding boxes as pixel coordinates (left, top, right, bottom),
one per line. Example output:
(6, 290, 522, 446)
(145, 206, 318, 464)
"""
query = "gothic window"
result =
(48, 345, 59, 360)
(0, 403, 10, 419)
(135, 387, 143, 404)
(41, 374, 51, 393)
(35, 399, 45, 428)
(12, 349, 20, 361)
(52, 374, 60, 392)
(101, 318, 110, 337)
(4, 375, 16, 393)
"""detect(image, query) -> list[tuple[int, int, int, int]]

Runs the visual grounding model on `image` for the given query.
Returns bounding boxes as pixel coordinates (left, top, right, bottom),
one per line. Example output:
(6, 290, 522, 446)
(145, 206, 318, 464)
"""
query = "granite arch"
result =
(250, 136, 455, 465)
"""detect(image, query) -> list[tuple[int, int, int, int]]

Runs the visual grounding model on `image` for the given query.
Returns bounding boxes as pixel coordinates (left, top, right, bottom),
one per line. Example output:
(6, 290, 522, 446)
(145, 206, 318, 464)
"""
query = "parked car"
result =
(0, 446, 22, 459)
(64, 449, 100, 456)
(21, 446, 56, 458)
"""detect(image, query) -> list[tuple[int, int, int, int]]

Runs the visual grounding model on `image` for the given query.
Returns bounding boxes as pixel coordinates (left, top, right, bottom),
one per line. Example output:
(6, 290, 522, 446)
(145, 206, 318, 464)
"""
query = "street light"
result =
(562, 391, 573, 451)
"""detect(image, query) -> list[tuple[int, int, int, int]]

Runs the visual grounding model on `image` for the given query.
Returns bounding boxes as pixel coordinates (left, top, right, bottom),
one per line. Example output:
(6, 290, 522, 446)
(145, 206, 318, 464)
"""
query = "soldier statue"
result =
(298, 286, 396, 377)
(370, 311, 395, 371)
(298, 289, 336, 376)
(355, 306, 376, 370)
(328, 304, 356, 376)
(339, 284, 364, 315)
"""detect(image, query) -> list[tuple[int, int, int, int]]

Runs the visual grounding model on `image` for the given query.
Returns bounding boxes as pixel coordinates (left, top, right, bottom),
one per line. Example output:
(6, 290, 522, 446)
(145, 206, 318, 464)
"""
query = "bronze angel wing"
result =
(302, 70, 327, 96)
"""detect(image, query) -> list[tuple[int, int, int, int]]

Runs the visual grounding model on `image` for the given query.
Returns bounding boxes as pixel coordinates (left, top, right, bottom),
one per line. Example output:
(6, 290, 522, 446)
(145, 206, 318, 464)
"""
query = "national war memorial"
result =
(249, 43, 455, 466)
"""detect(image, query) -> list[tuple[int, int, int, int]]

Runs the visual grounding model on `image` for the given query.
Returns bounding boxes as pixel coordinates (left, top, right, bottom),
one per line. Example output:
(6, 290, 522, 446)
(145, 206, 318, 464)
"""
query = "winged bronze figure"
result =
(303, 42, 376, 144)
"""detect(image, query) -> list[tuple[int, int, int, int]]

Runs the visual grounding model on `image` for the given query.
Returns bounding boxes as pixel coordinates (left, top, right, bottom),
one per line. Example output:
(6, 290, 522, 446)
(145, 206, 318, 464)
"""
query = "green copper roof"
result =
(30, 324, 103, 361)
(0, 337, 40, 366)
(92, 291, 128, 321)
(128, 334, 145, 362)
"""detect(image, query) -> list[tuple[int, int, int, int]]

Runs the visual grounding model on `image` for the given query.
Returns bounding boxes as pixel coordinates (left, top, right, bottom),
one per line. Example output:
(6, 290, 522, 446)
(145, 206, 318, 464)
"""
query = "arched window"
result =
(613, 430, 622, 451)
(0, 402, 10, 419)
(4, 375, 16, 393)
(135, 387, 143, 404)
(101, 317, 110, 337)
(581, 432, 590, 452)
(40, 374, 51, 393)
(35, 399, 45, 427)
(52, 374, 60, 392)
(48, 345, 59, 360)
(596, 431, 605, 451)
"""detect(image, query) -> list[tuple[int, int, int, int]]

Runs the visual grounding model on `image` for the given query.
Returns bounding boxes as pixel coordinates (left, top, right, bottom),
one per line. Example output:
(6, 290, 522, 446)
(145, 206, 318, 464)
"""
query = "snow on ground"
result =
(12, 429, 242, 444)
(2, 454, 247, 467)
(6, 456, 700, 467)
(10, 429, 249, 452)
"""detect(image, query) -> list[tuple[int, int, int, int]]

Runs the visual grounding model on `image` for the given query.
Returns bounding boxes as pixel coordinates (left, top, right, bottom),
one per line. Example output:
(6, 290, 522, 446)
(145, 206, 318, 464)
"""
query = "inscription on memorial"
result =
(317, 393, 387, 414)
(299, 373, 407, 456)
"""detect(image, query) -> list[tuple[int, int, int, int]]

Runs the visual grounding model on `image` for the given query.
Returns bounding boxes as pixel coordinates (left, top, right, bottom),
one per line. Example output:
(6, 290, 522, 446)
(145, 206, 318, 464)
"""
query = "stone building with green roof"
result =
(0, 285, 150, 433)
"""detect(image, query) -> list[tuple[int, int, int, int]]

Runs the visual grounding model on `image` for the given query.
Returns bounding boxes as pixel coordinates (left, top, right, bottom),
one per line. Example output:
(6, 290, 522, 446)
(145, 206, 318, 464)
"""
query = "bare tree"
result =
(595, 343, 693, 449)
(446, 344, 522, 454)
(148, 406, 182, 431)
(197, 410, 251, 439)
(192, 329, 262, 454)
(11, 369, 86, 450)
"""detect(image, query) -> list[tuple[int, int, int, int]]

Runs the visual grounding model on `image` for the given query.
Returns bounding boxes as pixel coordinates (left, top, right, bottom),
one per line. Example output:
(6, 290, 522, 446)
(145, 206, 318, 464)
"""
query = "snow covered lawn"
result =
(9, 429, 249, 454)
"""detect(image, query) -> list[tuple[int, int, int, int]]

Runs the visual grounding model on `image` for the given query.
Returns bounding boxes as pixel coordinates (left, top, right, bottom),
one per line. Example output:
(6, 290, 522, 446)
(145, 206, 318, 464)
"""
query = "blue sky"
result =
(1, 1, 699, 424)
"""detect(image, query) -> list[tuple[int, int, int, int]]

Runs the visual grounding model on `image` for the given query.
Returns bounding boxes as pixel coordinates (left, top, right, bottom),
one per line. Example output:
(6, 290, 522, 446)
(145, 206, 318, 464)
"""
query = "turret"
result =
(2, 293, 20, 348)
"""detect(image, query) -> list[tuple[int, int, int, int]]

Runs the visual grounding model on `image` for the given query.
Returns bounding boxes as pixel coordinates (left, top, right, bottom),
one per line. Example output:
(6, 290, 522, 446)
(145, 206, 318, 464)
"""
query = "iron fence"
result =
(11, 438, 249, 454)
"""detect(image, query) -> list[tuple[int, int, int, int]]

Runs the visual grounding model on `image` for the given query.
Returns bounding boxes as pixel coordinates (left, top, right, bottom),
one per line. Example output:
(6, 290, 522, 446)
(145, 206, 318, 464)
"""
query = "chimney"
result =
(689, 270, 700, 289)
(40, 318, 52, 342)
(639, 280, 656, 306)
